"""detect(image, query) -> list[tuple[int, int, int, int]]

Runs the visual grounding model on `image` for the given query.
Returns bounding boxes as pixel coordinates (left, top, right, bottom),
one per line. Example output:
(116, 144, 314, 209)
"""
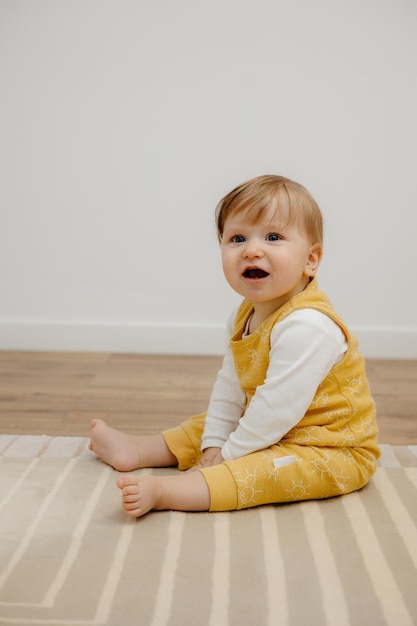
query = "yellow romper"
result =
(163, 278, 380, 511)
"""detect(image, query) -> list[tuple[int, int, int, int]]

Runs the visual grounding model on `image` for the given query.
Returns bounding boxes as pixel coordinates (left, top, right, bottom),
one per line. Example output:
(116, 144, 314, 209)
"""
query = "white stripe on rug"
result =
(94, 468, 153, 624)
(94, 517, 136, 624)
(301, 500, 350, 625)
(260, 506, 288, 626)
(373, 468, 417, 570)
(0, 458, 78, 591)
(44, 465, 113, 607)
(149, 511, 186, 626)
(0, 458, 40, 514)
(378, 444, 402, 467)
(341, 488, 414, 626)
(209, 512, 230, 626)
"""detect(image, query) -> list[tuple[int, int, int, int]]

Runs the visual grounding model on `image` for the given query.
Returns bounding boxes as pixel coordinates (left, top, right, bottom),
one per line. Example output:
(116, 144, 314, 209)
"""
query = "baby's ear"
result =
(305, 242, 322, 276)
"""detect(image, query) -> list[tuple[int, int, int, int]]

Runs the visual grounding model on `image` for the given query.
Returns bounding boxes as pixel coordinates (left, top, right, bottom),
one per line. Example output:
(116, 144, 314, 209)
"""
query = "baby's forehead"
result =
(224, 200, 296, 229)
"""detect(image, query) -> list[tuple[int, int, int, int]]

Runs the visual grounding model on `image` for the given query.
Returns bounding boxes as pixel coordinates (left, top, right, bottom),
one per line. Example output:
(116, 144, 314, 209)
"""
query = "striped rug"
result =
(0, 436, 416, 626)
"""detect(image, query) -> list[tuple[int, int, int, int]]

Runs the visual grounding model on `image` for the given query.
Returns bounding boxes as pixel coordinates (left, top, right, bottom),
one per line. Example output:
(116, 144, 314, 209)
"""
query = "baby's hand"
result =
(190, 447, 224, 471)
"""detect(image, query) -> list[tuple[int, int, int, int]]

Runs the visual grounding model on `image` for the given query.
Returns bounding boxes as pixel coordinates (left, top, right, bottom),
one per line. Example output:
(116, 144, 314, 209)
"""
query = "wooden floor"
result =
(0, 351, 416, 444)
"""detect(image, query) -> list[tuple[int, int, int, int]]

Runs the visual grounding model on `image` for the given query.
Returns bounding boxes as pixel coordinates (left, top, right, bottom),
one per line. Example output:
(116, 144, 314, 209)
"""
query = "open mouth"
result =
(243, 268, 269, 279)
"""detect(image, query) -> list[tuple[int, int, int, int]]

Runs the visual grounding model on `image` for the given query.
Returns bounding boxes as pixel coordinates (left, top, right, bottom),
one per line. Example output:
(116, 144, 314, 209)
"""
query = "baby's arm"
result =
(221, 310, 347, 460)
(201, 315, 245, 450)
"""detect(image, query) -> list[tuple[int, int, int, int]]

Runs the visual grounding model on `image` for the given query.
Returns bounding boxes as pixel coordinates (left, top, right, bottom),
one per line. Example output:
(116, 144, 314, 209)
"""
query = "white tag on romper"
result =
(273, 455, 297, 469)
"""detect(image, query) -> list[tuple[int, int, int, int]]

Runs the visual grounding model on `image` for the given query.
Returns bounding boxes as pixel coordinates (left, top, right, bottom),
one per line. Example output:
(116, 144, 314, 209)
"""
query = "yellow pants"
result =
(162, 413, 378, 512)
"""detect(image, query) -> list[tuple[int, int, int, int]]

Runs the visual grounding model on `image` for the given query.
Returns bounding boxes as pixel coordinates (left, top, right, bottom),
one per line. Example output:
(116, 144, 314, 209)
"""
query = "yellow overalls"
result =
(163, 279, 380, 511)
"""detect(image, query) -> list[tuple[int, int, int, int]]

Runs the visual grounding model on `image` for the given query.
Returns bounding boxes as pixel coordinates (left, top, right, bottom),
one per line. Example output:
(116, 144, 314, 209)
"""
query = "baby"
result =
(90, 174, 379, 517)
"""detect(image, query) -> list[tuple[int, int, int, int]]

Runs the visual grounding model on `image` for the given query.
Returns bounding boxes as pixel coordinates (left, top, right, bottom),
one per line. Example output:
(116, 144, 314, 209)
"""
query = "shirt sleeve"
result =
(221, 309, 347, 460)
(201, 311, 246, 450)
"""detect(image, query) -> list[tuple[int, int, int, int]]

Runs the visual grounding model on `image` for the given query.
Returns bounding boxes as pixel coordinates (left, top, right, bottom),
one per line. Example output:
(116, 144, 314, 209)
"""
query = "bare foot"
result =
(117, 475, 163, 518)
(89, 419, 142, 472)
(117, 471, 211, 517)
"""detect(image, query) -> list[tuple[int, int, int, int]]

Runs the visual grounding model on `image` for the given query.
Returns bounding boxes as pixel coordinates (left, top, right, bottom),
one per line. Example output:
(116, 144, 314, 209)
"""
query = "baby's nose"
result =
(243, 239, 264, 258)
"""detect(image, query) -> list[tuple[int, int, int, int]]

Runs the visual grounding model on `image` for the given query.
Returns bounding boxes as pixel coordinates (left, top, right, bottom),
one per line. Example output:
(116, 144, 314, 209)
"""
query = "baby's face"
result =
(221, 205, 321, 312)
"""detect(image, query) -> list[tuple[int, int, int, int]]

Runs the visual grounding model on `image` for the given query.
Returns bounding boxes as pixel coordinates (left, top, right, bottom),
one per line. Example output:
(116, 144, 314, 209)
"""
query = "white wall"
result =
(1, 0, 416, 358)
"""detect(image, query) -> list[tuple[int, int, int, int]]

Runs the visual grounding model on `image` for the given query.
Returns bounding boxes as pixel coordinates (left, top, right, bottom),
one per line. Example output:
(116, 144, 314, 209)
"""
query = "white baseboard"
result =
(0, 321, 416, 359)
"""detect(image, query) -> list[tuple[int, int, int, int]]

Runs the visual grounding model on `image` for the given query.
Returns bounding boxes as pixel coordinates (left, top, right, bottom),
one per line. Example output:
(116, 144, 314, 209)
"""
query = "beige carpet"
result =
(0, 436, 416, 626)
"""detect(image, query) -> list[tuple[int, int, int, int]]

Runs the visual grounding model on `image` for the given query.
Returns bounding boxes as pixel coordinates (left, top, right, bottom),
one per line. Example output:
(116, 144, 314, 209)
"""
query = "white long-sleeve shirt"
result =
(201, 308, 348, 460)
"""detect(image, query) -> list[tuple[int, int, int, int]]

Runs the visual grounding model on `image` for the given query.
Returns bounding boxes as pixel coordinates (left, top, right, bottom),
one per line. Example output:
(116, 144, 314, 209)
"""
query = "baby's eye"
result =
(232, 235, 246, 243)
(266, 233, 282, 241)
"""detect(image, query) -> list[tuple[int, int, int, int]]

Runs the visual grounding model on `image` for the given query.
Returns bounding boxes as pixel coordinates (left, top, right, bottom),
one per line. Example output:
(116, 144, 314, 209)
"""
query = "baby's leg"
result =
(89, 419, 177, 472)
(117, 472, 210, 517)
(201, 445, 376, 512)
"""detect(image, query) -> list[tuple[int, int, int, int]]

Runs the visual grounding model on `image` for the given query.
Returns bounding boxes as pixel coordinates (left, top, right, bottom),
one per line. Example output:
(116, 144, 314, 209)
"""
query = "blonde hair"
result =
(215, 175, 323, 245)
